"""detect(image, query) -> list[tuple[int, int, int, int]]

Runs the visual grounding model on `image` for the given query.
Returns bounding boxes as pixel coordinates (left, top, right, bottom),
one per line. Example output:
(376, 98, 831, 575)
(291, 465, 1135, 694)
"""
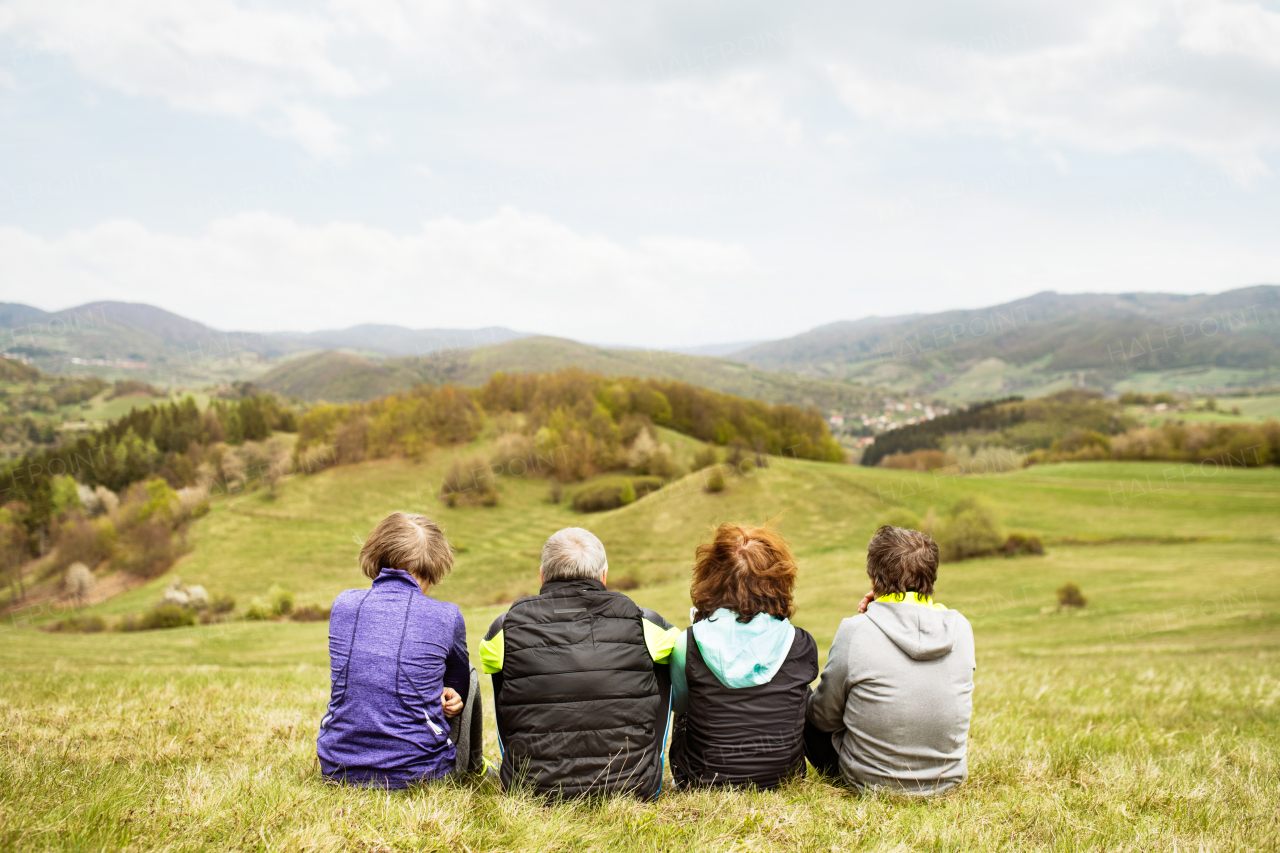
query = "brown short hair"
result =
(865, 525, 938, 598)
(359, 512, 454, 585)
(690, 523, 798, 624)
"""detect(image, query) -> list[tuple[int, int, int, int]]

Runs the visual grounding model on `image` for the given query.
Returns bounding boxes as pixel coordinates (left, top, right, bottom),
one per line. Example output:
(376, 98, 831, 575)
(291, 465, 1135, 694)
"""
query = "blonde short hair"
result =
(359, 512, 454, 585)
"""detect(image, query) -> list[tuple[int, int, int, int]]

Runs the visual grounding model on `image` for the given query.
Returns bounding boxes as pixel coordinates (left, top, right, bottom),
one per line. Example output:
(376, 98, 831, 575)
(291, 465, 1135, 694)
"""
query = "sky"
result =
(1, 0, 1278, 348)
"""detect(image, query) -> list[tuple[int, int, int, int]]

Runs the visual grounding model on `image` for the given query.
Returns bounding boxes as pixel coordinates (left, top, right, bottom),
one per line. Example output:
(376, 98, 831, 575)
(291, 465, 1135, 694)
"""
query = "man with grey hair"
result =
(480, 527, 679, 798)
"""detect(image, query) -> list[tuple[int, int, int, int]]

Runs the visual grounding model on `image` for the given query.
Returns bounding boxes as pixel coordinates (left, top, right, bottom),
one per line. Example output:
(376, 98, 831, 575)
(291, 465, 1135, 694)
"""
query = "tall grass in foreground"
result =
(1, 649, 1276, 851)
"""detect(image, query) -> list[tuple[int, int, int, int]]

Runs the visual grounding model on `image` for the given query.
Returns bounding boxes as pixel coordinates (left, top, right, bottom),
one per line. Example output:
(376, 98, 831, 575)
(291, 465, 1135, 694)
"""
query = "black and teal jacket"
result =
(668, 608, 818, 790)
(480, 577, 679, 798)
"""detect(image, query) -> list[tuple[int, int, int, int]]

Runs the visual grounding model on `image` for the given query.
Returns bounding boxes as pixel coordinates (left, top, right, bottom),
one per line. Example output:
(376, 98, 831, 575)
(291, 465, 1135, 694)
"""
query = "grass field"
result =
(2, 445, 1278, 851)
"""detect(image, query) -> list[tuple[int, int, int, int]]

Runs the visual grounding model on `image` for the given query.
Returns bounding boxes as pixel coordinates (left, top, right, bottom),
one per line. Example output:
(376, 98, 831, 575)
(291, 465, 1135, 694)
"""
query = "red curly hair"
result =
(690, 523, 798, 624)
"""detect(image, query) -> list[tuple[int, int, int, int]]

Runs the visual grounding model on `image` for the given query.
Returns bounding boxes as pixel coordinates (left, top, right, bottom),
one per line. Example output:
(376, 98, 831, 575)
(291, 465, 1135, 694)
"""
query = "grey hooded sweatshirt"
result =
(806, 599, 975, 795)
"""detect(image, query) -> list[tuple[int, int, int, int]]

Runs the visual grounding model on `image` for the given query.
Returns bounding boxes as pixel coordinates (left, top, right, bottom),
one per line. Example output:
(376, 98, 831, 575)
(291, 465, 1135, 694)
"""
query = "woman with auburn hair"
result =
(668, 523, 819, 789)
(317, 512, 483, 787)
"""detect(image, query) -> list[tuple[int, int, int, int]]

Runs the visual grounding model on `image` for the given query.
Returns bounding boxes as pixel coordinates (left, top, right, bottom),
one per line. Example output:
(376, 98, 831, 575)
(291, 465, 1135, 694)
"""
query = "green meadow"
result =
(2, 444, 1278, 851)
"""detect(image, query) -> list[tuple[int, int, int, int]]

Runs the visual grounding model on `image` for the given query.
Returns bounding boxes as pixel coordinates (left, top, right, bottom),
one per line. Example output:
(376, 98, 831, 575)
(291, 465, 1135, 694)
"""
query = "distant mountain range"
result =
(734, 286, 1280, 399)
(2, 285, 1276, 404)
(256, 336, 878, 413)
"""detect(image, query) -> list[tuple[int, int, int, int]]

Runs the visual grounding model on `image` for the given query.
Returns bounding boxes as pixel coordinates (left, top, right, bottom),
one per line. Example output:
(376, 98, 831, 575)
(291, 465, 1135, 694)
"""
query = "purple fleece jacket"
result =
(317, 568, 470, 787)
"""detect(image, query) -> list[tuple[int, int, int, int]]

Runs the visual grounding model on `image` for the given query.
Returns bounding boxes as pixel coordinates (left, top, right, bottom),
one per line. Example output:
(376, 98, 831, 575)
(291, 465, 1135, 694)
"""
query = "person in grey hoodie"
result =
(806, 525, 975, 796)
(668, 523, 818, 790)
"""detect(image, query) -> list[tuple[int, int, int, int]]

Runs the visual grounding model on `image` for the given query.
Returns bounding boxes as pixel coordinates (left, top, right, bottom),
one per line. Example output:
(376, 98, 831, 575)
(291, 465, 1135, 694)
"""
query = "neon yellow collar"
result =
(875, 591, 946, 611)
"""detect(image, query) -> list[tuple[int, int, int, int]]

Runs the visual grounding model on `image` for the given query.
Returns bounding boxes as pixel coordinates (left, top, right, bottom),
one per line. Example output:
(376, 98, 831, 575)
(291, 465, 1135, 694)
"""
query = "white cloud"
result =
(0, 0, 370, 158)
(0, 209, 757, 344)
(824, 1, 1280, 179)
(652, 72, 803, 145)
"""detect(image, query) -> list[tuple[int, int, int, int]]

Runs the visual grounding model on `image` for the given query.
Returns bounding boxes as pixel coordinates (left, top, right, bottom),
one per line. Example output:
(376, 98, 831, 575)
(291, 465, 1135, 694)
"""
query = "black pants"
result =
(802, 718, 843, 779)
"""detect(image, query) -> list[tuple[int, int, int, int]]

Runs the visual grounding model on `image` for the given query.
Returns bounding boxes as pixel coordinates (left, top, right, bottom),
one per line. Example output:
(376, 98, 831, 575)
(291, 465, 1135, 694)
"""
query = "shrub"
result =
(268, 584, 294, 616)
(704, 468, 727, 494)
(1057, 583, 1087, 608)
(64, 562, 96, 599)
(878, 508, 922, 530)
(440, 456, 500, 508)
(244, 598, 273, 620)
(47, 614, 106, 633)
(934, 496, 1004, 562)
(117, 518, 185, 578)
(137, 603, 197, 630)
(1003, 533, 1045, 556)
(291, 604, 331, 622)
(631, 476, 664, 497)
(572, 476, 657, 513)
(52, 516, 116, 574)
(692, 446, 719, 471)
(547, 481, 563, 504)
(209, 594, 236, 614)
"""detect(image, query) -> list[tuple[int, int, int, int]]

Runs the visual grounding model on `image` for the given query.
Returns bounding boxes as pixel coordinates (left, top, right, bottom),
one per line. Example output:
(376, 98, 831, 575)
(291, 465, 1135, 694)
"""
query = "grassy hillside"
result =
(254, 350, 425, 402)
(735, 286, 1280, 400)
(2, 443, 1277, 849)
(261, 336, 883, 413)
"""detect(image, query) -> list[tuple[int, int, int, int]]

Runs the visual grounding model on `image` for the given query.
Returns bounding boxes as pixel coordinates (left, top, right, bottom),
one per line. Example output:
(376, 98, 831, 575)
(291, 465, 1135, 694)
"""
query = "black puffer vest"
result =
(671, 625, 817, 789)
(491, 578, 671, 798)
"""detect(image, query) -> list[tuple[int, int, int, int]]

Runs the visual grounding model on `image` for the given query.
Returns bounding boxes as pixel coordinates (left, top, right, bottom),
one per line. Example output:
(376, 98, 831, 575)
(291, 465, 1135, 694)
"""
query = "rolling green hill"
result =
(258, 335, 883, 412)
(734, 285, 1280, 400)
(251, 350, 425, 403)
(4, 445, 1277, 849)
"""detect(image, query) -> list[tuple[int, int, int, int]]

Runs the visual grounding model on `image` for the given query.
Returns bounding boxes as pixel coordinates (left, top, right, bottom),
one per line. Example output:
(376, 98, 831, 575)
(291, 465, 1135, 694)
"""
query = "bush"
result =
(137, 603, 197, 630)
(878, 508, 921, 530)
(692, 446, 719, 471)
(52, 516, 116, 574)
(64, 562, 96, 599)
(244, 597, 273, 620)
(934, 496, 1004, 562)
(245, 586, 294, 619)
(704, 468, 727, 494)
(1003, 533, 1045, 556)
(116, 518, 185, 578)
(47, 614, 106, 633)
(547, 482, 563, 504)
(1057, 583, 1087, 608)
(268, 584, 294, 616)
(572, 477, 656, 513)
(209, 594, 236, 614)
(439, 456, 500, 508)
(291, 604, 331, 622)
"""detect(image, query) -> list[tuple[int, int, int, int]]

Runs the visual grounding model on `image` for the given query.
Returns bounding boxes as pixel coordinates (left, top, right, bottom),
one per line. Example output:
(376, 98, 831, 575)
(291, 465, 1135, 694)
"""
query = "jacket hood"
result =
(864, 601, 959, 661)
(691, 608, 796, 688)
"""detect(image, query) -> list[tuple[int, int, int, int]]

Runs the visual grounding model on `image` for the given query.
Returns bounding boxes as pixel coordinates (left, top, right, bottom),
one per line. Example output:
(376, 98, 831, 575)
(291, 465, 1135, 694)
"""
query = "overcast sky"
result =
(1, 0, 1278, 347)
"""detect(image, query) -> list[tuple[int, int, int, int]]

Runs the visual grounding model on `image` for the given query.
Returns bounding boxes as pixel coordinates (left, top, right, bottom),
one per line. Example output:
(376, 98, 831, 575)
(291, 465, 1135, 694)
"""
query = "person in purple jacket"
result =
(317, 511, 483, 787)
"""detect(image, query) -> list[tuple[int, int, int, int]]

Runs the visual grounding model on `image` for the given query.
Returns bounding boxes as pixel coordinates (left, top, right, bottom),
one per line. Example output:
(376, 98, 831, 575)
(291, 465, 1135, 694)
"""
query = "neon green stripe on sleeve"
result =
(480, 630, 504, 674)
(642, 619, 681, 663)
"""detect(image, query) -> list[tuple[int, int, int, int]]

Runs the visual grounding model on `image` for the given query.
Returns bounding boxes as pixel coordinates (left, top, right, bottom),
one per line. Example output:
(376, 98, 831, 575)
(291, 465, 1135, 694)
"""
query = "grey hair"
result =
(541, 528, 608, 581)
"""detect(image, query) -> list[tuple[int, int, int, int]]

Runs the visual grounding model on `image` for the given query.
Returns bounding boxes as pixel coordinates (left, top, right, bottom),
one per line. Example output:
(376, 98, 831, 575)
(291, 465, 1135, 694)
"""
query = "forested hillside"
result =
(735, 286, 1280, 399)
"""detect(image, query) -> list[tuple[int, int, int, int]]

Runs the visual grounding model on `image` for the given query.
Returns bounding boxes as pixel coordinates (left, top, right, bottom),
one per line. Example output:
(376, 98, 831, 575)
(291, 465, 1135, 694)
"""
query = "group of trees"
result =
(0, 394, 293, 576)
(864, 390, 1136, 466)
(1033, 419, 1280, 466)
(2, 367, 843, 603)
(867, 388, 1280, 470)
(293, 368, 843, 489)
